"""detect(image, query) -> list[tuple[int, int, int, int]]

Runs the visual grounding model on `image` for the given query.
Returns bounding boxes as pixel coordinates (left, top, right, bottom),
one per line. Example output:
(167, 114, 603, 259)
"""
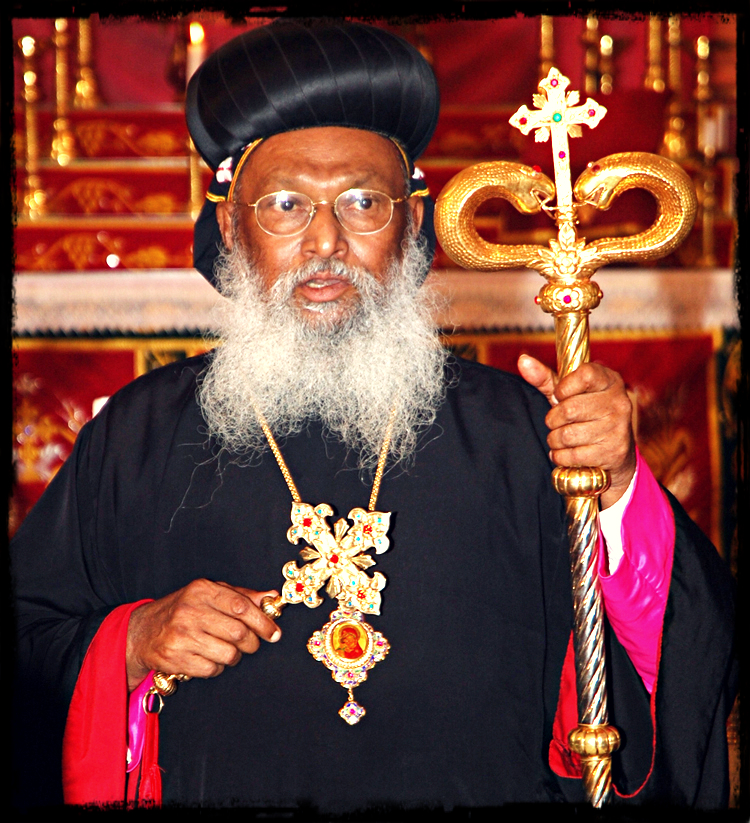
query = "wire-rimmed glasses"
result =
(241, 189, 410, 236)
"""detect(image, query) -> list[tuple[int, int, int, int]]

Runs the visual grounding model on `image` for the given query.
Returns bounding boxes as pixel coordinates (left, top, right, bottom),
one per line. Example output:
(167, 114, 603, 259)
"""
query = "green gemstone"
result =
(553, 112, 562, 122)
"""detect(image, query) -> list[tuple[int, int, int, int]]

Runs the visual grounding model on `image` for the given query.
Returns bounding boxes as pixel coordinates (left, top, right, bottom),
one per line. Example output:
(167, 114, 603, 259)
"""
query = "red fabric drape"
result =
(62, 599, 153, 807)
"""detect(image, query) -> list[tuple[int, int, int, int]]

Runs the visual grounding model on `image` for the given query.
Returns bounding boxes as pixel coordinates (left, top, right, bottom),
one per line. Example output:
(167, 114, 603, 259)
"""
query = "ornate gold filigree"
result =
(76, 121, 185, 158)
(15, 231, 188, 271)
(47, 179, 182, 215)
(281, 503, 390, 614)
(13, 377, 87, 483)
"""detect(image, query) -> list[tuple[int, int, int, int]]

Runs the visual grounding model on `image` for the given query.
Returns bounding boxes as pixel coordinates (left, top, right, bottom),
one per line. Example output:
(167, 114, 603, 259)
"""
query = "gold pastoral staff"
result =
(435, 67, 697, 807)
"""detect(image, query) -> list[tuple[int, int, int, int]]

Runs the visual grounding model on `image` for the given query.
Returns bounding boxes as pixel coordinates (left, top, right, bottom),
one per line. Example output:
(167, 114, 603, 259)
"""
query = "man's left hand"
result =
(518, 354, 636, 510)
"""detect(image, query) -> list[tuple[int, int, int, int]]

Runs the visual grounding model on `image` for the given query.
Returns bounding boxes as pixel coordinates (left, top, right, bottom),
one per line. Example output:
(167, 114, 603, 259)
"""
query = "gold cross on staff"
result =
(509, 67, 606, 221)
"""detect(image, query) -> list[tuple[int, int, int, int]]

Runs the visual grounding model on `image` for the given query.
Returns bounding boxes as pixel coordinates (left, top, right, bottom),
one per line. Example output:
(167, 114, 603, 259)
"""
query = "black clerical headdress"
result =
(186, 19, 440, 287)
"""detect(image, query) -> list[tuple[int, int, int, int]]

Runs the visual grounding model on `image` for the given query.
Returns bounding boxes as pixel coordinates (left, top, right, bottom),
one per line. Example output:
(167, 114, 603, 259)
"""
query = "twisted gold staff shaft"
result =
(434, 67, 696, 807)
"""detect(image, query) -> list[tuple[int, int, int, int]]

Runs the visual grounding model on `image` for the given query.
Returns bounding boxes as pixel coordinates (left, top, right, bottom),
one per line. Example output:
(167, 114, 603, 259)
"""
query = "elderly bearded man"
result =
(11, 20, 735, 814)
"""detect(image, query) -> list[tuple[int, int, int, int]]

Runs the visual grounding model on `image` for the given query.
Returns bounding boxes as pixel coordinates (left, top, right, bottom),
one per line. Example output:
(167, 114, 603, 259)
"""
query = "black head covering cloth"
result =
(187, 20, 439, 172)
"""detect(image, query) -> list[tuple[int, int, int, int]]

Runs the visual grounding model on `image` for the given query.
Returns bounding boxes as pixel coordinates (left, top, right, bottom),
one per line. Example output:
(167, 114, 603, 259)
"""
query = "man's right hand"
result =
(125, 579, 282, 692)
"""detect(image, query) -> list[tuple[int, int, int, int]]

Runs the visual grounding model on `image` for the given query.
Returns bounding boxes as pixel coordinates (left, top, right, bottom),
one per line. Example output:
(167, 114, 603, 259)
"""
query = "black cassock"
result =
(11, 355, 736, 813)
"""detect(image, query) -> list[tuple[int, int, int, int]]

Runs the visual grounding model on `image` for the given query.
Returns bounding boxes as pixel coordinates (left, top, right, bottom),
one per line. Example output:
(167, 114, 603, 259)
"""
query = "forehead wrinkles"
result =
(234, 132, 408, 200)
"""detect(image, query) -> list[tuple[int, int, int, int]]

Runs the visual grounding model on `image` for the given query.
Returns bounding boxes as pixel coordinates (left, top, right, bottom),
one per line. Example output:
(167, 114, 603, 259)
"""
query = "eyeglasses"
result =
(241, 189, 410, 237)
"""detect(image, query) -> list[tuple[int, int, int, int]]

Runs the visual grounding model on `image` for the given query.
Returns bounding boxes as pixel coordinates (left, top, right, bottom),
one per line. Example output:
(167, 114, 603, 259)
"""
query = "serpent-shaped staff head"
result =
(434, 161, 555, 271)
(434, 152, 698, 280)
(575, 152, 698, 266)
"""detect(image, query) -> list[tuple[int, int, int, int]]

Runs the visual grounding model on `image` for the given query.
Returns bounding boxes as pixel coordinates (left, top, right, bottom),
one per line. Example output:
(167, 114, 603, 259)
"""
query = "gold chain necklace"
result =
(258, 408, 396, 725)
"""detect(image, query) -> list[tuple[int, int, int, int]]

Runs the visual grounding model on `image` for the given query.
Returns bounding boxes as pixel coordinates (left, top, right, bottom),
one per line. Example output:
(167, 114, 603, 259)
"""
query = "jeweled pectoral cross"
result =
(281, 502, 390, 614)
(434, 67, 697, 806)
(259, 501, 392, 725)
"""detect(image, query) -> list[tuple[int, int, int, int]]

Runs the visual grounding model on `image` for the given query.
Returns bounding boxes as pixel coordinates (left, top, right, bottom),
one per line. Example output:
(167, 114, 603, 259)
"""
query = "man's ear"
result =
(408, 195, 424, 236)
(216, 201, 235, 250)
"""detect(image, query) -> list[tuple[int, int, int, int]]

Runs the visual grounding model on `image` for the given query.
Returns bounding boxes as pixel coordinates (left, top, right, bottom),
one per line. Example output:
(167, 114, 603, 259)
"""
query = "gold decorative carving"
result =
(137, 345, 211, 376)
(46, 178, 182, 214)
(634, 385, 696, 512)
(51, 19, 75, 165)
(18, 35, 48, 217)
(539, 16, 554, 80)
(189, 138, 204, 218)
(13, 373, 87, 484)
(76, 120, 186, 158)
(15, 231, 189, 271)
(644, 16, 665, 93)
(661, 15, 687, 160)
(582, 16, 600, 96)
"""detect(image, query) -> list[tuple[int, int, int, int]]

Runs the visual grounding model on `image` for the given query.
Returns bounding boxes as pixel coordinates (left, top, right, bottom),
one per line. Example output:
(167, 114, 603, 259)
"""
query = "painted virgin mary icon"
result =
(334, 623, 366, 661)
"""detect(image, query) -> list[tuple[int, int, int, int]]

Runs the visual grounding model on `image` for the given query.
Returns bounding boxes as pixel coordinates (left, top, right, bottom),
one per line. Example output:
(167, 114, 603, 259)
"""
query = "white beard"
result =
(197, 231, 448, 472)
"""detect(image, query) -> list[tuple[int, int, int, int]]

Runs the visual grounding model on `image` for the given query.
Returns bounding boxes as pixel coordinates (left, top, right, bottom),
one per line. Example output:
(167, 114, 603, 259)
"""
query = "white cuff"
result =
(598, 465, 638, 575)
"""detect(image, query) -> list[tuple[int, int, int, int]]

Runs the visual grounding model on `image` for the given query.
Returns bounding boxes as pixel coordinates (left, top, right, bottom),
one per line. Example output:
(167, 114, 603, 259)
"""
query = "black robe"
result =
(10, 355, 737, 814)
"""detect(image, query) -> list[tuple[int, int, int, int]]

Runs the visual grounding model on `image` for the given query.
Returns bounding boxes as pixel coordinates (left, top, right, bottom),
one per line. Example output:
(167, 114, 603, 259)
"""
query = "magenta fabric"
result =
(127, 671, 155, 773)
(599, 450, 675, 694)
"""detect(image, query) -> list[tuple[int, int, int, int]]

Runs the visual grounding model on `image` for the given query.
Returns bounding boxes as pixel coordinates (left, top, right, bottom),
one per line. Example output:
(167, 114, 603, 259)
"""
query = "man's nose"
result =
(301, 202, 348, 258)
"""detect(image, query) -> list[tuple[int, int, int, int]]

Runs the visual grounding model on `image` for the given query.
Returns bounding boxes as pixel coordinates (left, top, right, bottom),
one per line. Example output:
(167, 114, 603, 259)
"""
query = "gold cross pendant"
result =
(277, 501, 392, 723)
(281, 502, 390, 613)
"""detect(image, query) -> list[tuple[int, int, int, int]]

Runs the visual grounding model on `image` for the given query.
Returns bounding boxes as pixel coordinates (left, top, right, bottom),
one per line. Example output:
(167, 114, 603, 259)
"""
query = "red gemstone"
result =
(303, 517, 312, 527)
(295, 582, 304, 592)
(592, 164, 601, 171)
(558, 151, 566, 159)
(588, 109, 596, 117)
(331, 554, 339, 564)
(551, 78, 558, 87)
(519, 117, 527, 125)
(532, 165, 542, 173)
(357, 589, 366, 600)
(563, 295, 572, 304)
(363, 525, 372, 534)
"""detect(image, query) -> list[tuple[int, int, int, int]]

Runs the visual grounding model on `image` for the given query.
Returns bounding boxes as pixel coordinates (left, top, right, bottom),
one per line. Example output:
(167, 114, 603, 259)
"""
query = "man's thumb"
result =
(517, 354, 558, 404)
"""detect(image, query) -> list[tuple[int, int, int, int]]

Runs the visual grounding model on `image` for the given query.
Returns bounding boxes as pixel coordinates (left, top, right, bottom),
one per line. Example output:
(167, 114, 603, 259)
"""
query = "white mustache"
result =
(269, 258, 384, 303)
